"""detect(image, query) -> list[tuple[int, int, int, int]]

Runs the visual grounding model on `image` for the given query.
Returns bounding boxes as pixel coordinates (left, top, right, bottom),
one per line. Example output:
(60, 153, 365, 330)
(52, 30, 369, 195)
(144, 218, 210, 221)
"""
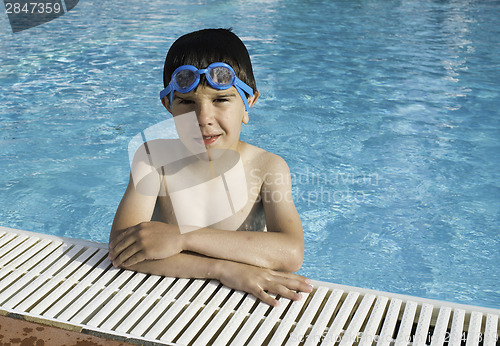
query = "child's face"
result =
(164, 85, 257, 153)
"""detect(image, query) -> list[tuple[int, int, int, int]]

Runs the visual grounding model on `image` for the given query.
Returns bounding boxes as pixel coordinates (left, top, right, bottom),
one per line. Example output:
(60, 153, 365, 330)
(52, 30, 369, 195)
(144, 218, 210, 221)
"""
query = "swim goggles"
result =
(160, 62, 254, 111)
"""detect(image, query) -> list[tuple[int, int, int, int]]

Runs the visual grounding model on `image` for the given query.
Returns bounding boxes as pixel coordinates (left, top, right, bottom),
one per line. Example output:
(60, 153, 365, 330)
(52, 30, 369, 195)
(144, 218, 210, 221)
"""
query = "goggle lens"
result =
(174, 69, 198, 90)
(209, 66, 234, 87)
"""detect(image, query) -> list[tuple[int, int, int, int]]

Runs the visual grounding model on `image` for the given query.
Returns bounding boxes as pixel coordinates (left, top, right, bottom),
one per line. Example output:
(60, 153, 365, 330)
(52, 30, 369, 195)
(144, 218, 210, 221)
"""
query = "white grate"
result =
(0, 226, 499, 346)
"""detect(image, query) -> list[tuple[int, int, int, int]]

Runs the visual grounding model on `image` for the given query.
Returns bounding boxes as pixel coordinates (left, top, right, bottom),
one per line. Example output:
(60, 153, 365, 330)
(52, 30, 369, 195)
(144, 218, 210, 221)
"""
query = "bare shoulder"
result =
(238, 141, 290, 179)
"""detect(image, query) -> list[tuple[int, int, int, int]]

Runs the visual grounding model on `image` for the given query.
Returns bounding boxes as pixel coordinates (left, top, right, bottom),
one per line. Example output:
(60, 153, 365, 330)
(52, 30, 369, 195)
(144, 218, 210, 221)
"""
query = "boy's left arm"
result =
(182, 154, 304, 272)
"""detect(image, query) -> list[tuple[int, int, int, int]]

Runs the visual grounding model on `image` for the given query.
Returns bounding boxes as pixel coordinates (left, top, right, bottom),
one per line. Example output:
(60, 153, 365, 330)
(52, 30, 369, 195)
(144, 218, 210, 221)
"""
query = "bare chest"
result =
(153, 158, 266, 232)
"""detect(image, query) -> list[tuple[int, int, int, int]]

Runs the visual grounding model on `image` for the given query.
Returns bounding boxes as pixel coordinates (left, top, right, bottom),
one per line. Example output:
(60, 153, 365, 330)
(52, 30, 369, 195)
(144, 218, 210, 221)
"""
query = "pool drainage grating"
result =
(0, 226, 499, 345)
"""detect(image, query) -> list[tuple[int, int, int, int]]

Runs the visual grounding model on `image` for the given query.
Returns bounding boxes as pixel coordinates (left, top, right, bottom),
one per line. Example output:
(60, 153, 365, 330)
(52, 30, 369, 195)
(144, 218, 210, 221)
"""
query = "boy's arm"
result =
(109, 173, 157, 245)
(183, 155, 303, 271)
(188, 154, 303, 271)
(110, 155, 304, 272)
(125, 253, 312, 307)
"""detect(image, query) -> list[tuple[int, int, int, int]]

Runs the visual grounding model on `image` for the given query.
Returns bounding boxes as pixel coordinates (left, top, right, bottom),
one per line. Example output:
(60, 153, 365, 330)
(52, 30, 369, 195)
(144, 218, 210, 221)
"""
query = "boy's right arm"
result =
(109, 173, 156, 244)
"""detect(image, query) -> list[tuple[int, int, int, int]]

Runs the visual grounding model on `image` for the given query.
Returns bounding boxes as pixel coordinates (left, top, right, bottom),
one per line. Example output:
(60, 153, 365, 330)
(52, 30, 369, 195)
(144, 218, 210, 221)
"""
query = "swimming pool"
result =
(1, 0, 499, 310)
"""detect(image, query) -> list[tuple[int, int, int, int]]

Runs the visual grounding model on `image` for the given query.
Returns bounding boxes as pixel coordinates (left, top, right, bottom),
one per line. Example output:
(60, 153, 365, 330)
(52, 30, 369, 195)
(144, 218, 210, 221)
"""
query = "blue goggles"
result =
(160, 62, 254, 111)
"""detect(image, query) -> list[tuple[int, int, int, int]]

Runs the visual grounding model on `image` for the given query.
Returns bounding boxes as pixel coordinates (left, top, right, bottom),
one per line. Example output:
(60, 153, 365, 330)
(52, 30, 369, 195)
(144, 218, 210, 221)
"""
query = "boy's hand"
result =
(108, 221, 183, 267)
(217, 261, 313, 307)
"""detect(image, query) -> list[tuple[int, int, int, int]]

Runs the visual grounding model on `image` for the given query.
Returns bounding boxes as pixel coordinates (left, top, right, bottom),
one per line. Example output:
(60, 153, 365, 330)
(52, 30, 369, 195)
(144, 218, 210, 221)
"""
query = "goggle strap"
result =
(160, 84, 173, 100)
(235, 86, 250, 112)
(235, 77, 253, 96)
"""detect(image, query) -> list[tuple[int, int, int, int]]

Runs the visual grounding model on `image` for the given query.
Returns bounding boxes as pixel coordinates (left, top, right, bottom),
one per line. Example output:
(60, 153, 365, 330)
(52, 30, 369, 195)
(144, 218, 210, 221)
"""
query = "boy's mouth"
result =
(202, 134, 221, 146)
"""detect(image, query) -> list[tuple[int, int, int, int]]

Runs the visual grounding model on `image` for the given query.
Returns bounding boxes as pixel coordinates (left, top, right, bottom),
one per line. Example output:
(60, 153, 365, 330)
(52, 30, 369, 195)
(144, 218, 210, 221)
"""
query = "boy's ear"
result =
(242, 91, 259, 125)
(161, 96, 172, 114)
(248, 91, 259, 108)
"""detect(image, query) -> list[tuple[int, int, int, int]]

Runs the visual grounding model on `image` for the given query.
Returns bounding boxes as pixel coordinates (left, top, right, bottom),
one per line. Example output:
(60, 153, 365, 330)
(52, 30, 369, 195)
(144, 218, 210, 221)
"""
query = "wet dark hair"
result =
(163, 28, 257, 95)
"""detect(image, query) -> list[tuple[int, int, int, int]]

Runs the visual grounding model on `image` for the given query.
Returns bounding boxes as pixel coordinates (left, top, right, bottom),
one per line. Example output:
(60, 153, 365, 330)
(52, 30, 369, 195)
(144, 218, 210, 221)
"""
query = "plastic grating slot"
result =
(0, 226, 499, 346)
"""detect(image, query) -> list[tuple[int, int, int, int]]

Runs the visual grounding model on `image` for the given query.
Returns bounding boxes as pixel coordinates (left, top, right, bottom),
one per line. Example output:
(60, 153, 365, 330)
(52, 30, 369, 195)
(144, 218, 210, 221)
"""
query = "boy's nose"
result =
(196, 102, 215, 126)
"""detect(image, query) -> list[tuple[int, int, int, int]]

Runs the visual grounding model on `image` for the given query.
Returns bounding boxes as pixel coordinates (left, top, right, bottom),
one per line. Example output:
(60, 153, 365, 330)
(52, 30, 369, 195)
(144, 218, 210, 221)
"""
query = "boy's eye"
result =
(214, 98, 229, 103)
(178, 99, 194, 104)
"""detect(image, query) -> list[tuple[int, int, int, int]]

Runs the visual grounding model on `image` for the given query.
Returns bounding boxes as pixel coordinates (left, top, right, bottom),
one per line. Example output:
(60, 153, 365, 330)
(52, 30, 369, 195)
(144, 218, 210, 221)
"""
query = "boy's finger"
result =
(266, 278, 305, 302)
(122, 251, 145, 267)
(284, 272, 311, 284)
(109, 224, 142, 247)
(112, 244, 140, 267)
(293, 280, 313, 293)
(269, 283, 303, 302)
(256, 290, 279, 307)
(273, 274, 313, 294)
(111, 234, 138, 258)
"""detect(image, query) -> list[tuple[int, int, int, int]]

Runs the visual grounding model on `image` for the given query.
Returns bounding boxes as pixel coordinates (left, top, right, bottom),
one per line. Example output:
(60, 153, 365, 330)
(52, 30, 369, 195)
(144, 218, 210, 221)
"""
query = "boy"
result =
(108, 28, 312, 306)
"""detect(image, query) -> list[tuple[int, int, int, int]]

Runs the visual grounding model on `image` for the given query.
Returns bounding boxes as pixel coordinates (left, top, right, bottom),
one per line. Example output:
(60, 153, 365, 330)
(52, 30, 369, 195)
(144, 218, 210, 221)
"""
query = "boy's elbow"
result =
(282, 243, 304, 273)
(291, 249, 304, 273)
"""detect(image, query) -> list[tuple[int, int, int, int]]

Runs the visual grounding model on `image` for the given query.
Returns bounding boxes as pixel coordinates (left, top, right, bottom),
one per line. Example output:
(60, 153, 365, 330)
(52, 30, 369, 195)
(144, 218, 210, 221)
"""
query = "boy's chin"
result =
(195, 148, 241, 167)
(195, 148, 227, 161)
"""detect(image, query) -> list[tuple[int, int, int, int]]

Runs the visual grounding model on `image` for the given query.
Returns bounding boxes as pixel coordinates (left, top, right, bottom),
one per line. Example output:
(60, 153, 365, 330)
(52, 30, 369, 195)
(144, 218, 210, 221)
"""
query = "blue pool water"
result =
(1, 0, 499, 309)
